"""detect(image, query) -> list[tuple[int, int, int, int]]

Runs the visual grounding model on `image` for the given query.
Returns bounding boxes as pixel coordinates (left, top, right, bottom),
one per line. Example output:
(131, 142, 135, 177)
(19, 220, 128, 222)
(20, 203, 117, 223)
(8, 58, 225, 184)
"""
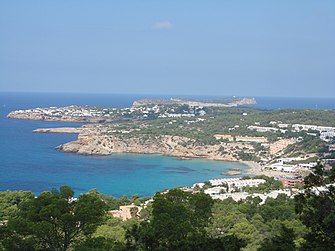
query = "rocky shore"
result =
(57, 131, 293, 177)
(28, 119, 242, 161)
(32, 126, 293, 177)
(7, 111, 108, 123)
(56, 130, 237, 161)
(33, 127, 82, 134)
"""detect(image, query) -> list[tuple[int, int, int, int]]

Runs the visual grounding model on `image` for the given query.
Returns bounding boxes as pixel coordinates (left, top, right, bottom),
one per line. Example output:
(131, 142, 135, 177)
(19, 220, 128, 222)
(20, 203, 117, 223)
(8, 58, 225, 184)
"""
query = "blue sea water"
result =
(0, 92, 334, 197)
(250, 96, 335, 110)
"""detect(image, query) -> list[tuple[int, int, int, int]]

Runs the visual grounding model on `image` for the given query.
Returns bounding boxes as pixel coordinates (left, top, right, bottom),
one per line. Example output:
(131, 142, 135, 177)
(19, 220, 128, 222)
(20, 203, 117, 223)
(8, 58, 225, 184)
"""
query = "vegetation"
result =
(91, 106, 334, 167)
(295, 164, 335, 250)
(237, 151, 261, 162)
(126, 189, 223, 251)
(1, 166, 335, 250)
(122, 106, 335, 145)
(89, 190, 147, 210)
(243, 175, 284, 193)
(284, 135, 328, 157)
(0, 190, 34, 222)
(0, 186, 106, 251)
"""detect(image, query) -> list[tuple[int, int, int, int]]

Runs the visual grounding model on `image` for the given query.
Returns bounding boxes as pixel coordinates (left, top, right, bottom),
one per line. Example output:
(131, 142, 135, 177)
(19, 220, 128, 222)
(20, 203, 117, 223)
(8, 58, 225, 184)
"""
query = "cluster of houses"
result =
(108, 173, 335, 221)
(109, 176, 300, 221)
(248, 125, 284, 133)
(206, 190, 292, 205)
(247, 121, 335, 143)
(190, 178, 283, 202)
(11, 106, 114, 118)
(266, 157, 317, 174)
(192, 177, 299, 204)
(11, 104, 208, 120)
(158, 107, 206, 118)
(207, 177, 266, 191)
(292, 124, 335, 142)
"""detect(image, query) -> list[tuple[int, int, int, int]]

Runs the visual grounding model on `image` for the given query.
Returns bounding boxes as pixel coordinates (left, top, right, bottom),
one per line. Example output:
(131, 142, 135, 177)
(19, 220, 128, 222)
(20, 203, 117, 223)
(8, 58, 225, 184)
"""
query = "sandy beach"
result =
(242, 161, 292, 177)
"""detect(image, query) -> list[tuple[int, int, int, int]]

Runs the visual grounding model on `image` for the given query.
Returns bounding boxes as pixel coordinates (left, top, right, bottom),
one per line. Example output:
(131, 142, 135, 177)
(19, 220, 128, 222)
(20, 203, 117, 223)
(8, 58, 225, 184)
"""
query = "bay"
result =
(1, 92, 334, 197)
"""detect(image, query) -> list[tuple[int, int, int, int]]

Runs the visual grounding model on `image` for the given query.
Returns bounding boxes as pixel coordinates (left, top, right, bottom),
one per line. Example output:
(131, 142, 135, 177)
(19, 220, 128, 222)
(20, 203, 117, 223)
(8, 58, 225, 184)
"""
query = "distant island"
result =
(132, 97, 256, 107)
(7, 97, 335, 178)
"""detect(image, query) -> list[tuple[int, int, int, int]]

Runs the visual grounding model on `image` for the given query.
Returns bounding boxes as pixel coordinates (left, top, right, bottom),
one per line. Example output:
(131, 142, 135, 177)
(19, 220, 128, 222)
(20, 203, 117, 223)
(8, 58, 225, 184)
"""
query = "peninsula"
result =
(7, 97, 335, 178)
(7, 97, 256, 123)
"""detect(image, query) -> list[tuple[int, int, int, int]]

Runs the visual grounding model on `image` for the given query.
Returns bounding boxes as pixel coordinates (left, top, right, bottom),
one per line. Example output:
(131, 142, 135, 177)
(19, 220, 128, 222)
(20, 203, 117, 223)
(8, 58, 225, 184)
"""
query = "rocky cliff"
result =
(57, 133, 237, 161)
(7, 112, 107, 123)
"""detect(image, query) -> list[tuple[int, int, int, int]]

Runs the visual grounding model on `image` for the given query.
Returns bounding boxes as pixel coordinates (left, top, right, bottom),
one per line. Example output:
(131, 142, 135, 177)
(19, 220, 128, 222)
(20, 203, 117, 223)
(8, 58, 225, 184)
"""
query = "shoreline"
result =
(37, 128, 292, 179)
(33, 127, 82, 134)
(60, 147, 266, 178)
(242, 160, 292, 178)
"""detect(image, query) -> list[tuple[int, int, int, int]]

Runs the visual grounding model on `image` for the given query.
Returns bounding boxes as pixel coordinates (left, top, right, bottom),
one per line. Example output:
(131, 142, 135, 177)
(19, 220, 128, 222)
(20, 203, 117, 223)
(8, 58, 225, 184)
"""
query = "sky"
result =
(0, 0, 334, 98)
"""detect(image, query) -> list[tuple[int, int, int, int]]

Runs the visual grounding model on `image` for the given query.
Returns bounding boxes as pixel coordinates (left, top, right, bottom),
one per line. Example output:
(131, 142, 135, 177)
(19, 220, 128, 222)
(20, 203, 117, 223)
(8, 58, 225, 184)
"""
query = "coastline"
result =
(2, 93, 333, 196)
(59, 143, 262, 178)
(33, 127, 82, 134)
(34, 126, 292, 179)
(242, 161, 291, 178)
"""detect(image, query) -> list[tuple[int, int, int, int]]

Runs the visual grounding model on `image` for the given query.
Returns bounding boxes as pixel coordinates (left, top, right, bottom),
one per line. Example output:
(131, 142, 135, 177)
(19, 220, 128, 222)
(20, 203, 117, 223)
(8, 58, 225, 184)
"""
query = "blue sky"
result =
(0, 0, 334, 97)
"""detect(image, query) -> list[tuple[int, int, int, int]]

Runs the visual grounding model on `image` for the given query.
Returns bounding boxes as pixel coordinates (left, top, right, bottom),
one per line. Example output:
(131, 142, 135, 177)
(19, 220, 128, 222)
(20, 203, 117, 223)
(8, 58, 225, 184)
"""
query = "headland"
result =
(7, 97, 335, 179)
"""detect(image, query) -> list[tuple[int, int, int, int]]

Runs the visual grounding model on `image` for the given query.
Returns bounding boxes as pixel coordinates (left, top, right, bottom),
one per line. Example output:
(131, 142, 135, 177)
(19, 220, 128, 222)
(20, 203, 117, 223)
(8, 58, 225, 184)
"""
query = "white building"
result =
(292, 124, 335, 142)
(209, 178, 266, 192)
(268, 163, 296, 173)
(298, 162, 317, 169)
(210, 192, 249, 202)
(320, 131, 335, 142)
(204, 186, 227, 195)
(210, 189, 291, 204)
(248, 126, 279, 133)
(191, 182, 205, 189)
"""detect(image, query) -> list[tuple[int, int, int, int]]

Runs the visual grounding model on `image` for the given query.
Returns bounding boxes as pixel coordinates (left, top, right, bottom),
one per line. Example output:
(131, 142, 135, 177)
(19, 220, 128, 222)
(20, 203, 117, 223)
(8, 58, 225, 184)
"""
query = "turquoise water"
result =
(1, 92, 334, 197)
(0, 92, 249, 197)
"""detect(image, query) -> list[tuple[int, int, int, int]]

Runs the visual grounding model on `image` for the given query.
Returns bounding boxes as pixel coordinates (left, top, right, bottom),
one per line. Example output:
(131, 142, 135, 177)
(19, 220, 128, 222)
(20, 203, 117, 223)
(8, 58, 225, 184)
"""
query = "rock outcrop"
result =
(57, 133, 237, 161)
(7, 112, 107, 123)
(33, 127, 82, 134)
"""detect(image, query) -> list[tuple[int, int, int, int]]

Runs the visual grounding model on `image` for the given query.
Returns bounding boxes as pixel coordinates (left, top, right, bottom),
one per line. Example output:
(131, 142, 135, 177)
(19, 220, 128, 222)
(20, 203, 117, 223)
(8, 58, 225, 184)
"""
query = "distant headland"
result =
(7, 97, 256, 123)
(6, 96, 335, 180)
(132, 97, 256, 107)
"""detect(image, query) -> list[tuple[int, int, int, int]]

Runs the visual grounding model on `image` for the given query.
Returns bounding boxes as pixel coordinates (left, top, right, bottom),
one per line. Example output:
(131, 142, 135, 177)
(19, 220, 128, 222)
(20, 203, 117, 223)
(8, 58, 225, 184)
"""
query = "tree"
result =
(260, 194, 296, 222)
(295, 163, 335, 250)
(73, 236, 125, 251)
(126, 189, 215, 250)
(0, 190, 34, 221)
(258, 224, 296, 251)
(1, 186, 106, 251)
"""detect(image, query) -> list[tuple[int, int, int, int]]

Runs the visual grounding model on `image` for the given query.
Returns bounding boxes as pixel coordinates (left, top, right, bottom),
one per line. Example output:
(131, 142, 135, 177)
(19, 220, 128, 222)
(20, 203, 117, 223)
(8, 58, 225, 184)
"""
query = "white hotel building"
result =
(209, 178, 266, 192)
(292, 124, 335, 142)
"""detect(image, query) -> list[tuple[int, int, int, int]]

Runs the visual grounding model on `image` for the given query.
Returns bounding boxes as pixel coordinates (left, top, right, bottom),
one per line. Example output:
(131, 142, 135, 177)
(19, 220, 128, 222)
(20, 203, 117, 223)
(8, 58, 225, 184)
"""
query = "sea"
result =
(1, 92, 334, 197)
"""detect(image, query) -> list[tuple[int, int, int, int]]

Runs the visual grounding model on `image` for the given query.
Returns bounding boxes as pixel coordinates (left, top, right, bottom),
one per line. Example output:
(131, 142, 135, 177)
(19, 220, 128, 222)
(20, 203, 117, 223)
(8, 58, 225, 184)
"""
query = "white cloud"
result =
(152, 21, 174, 30)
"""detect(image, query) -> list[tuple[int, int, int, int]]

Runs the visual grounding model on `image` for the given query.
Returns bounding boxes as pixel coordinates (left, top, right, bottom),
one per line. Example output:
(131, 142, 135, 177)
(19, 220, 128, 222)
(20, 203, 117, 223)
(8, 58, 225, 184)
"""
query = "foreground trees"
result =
(0, 190, 34, 222)
(295, 163, 335, 250)
(1, 164, 335, 251)
(125, 189, 244, 251)
(1, 186, 106, 251)
(126, 189, 213, 250)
